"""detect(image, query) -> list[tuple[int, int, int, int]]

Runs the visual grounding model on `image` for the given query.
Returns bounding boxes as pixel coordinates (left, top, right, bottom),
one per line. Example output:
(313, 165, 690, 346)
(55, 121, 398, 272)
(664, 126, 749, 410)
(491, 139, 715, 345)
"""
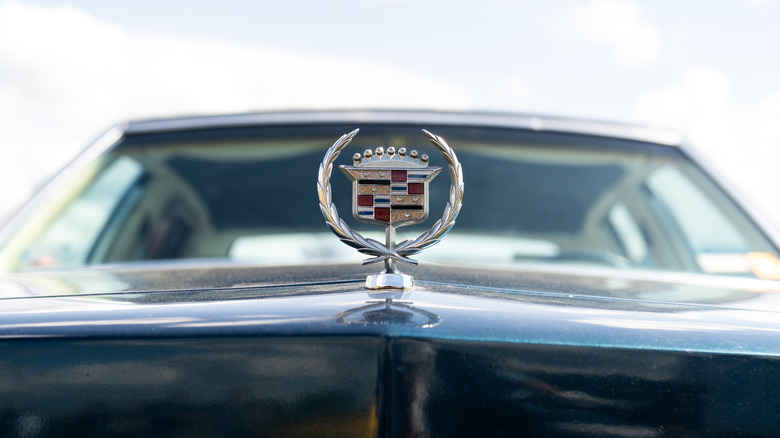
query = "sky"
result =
(2, 0, 780, 226)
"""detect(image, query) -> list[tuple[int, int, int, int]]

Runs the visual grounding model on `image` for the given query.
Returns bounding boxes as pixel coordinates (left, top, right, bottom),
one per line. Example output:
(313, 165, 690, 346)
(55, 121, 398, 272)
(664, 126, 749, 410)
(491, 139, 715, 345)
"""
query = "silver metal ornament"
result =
(317, 129, 464, 290)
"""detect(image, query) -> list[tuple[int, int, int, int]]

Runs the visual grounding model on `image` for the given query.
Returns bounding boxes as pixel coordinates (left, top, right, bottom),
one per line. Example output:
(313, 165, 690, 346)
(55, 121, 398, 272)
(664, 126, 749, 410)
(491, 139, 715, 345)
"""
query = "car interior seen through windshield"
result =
(2, 124, 778, 279)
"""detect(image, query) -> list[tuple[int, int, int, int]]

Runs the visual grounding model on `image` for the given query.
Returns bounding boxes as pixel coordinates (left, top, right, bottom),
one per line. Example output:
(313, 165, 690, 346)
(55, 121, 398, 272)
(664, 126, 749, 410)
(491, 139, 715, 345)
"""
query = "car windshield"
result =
(2, 123, 779, 279)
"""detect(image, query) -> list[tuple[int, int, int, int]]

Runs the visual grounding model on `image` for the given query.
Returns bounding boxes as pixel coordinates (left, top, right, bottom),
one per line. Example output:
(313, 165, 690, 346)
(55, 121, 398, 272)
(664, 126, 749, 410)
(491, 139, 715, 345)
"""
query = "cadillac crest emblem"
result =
(317, 129, 464, 290)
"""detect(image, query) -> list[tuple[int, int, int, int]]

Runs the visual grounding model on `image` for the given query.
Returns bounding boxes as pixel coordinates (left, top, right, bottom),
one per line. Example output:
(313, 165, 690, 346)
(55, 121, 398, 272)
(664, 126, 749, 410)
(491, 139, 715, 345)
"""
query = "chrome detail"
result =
(124, 110, 683, 147)
(317, 129, 464, 290)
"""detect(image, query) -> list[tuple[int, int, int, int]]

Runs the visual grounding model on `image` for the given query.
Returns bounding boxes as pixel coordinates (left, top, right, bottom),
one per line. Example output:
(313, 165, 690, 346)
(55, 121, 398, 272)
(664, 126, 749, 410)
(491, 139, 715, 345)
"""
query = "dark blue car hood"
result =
(1, 263, 779, 437)
(1, 262, 779, 353)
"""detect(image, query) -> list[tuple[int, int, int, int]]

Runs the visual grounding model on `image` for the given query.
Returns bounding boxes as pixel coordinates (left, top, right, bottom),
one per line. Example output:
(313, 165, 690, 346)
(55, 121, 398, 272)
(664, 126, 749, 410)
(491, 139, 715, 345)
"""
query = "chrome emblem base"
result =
(365, 271, 414, 290)
(364, 226, 415, 290)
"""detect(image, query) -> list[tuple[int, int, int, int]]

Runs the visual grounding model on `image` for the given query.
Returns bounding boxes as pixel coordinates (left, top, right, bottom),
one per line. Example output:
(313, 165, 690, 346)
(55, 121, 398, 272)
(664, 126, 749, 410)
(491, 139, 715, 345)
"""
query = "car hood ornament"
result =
(317, 129, 464, 290)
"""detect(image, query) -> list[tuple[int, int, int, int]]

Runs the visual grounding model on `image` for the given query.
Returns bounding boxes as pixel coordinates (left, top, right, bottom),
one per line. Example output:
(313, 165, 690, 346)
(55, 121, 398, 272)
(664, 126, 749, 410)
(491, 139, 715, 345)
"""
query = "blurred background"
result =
(1, 0, 779, 226)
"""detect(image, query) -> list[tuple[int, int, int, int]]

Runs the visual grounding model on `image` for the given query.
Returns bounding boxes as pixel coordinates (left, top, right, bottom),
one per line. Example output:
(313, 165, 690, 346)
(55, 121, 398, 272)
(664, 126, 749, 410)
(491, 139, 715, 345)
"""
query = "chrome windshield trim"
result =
(123, 110, 682, 146)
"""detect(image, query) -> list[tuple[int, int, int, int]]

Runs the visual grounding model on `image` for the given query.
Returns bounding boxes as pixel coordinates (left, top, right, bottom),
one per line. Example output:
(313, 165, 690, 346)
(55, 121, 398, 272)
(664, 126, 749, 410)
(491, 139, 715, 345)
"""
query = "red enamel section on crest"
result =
(391, 170, 407, 182)
(374, 207, 390, 222)
(357, 195, 373, 207)
(407, 183, 424, 195)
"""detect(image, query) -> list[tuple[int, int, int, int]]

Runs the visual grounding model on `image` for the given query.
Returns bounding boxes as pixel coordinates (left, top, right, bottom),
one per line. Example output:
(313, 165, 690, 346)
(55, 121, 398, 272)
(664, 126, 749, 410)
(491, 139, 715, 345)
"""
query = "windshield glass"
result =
(3, 123, 779, 279)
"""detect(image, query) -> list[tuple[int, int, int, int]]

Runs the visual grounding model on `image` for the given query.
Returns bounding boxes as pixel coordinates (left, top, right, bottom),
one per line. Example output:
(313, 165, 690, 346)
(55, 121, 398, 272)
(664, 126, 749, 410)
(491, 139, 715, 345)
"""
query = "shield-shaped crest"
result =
(340, 147, 441, 227)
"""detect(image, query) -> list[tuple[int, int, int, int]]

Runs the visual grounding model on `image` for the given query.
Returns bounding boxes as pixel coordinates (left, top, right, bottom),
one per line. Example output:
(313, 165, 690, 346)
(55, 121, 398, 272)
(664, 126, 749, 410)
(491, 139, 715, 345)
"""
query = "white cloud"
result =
(567, 0, 662, 67)
(631, 67, 780, 227)
(632, 67, 732, 129)
(0, 1, 471, 220)
(479, 76, 531, 111)
(0, 2, 471, 122)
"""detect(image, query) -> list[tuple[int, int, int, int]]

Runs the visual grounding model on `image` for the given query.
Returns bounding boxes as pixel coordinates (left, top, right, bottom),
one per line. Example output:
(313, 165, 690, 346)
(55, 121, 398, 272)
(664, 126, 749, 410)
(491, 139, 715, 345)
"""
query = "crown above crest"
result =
(352, 147, 430, 168)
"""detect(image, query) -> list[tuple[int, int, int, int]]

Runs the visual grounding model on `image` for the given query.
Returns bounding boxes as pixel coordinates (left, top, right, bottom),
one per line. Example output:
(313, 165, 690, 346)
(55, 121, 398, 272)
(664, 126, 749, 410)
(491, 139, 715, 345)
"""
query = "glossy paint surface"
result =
(1, 265, 780, 436)
(3, 334, 778, 437)
(0, 337, 380, 437)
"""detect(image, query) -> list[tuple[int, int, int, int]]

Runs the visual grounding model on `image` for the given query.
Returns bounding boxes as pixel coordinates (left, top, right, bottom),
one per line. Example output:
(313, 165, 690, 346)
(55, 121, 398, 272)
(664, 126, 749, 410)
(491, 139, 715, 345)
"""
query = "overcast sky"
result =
(2, 0, 780, 226)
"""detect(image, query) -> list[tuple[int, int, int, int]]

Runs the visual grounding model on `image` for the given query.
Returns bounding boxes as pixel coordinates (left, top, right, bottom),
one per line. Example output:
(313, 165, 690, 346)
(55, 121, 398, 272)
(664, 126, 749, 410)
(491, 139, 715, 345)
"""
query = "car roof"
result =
(121, 109, 683, 146)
